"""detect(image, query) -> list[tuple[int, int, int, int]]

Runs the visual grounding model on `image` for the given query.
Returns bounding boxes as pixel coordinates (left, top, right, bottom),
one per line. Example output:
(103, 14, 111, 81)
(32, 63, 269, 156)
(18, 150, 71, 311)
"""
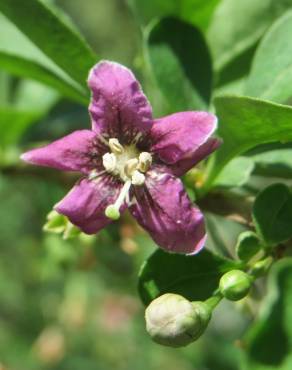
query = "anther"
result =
(138, 152, 152, 172)
(109, 138, 124, 154)
(124, 158, 139, 178)
(131, 170, 145, 186)
(102, 153, 117, 173)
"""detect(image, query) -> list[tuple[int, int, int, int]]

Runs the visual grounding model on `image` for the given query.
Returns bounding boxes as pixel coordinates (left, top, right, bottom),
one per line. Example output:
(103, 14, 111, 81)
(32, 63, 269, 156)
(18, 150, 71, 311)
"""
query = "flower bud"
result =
(145, 293, 211, 347)
(219, 270, 252, 301)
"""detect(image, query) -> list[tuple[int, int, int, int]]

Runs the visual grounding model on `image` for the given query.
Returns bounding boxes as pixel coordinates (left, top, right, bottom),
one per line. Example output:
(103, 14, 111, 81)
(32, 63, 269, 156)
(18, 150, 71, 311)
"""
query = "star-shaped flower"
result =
(21, 61, 221, 254)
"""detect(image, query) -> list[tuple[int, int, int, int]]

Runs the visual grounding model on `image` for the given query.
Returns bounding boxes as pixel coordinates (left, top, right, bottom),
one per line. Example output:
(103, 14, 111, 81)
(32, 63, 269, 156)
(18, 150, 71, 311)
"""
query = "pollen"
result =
(102, 137, 152, 186)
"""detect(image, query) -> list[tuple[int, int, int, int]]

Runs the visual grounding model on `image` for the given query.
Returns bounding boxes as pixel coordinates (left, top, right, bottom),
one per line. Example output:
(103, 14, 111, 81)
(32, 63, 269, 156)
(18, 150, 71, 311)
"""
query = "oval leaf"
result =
(205, 96, 292, 189)
(138, 248, 243, 305)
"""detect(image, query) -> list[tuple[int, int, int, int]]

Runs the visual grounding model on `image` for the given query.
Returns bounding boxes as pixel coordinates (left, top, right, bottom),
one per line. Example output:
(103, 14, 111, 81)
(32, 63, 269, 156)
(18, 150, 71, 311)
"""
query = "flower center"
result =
(101, 138, 152, 220)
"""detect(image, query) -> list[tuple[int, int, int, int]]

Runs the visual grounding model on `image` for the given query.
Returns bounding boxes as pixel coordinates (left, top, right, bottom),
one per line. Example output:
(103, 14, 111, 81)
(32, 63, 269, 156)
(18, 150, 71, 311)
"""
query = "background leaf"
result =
(146, 17, 212, 111)
(245, 11, 292, 104)
(138, 249, 243, 305)
(207, 0, 292, 74)
(205, 96, 292, 188)
(251, 149, 292, 178)
(0, 13, 88, 103)
(0, 52, 87, 104)
(214, 156, 255, 188)
(244, 259, 292, 370)
(252, 183, 292, 246)
(0, 0, 97, 88)
(128, 0, 220, 30)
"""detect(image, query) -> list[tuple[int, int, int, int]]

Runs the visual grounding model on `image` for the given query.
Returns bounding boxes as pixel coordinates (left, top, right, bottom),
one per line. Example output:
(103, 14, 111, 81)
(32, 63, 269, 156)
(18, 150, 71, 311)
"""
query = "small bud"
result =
(145, 293, 211, 347)
(105, 205, 120, 220)
(219, 270, 252, 301)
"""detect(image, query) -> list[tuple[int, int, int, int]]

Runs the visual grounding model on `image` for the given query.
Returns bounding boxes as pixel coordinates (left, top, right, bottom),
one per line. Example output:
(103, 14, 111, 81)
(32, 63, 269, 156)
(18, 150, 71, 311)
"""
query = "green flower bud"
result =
(219, 270, 252, 301)
(145, 293, 211, 348)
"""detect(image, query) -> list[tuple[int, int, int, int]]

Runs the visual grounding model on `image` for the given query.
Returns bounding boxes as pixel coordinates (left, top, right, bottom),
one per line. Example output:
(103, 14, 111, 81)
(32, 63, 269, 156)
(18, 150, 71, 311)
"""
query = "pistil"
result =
(105, 180, 132, 220)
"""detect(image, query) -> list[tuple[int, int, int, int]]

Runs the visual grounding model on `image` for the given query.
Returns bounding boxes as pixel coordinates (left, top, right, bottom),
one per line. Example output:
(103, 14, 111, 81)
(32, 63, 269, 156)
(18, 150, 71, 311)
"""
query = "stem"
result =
(204, 292, 223, 310)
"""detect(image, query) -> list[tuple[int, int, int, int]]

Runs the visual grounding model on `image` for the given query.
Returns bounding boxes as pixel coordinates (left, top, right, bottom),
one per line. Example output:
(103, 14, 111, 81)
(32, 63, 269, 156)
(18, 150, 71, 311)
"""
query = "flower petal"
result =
(21, 130, 101, 173)
(150, 112, 218, 166)
(169, 137, 222, 177)
(130, 168, 206, 254)
(55, 176, 126, 234)
(88, 61, 152, 142)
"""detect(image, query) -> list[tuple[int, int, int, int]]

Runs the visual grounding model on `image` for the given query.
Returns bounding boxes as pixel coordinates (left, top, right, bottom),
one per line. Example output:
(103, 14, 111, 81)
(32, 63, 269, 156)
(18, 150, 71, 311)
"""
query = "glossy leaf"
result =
(0, 13, 88, 104)
(207, 0, 292, 72)
(129, 0, 219, 30)
(245, 11, 292, 104)
(214, 156, 254, 188)
(138, 248, 243, 305)
(205, 96, 292, 188)
(0, 0, 97, 87)
(244, 259, 292, 370)
(0, 52, 87, 104)
(147, 17, 212, 111)
(252, 184, 292, 246)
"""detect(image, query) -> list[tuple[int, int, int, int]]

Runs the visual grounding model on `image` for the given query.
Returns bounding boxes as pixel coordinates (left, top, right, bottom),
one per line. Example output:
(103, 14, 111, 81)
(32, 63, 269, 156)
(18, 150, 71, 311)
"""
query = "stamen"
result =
(109, 138, 124, 154)
(105, 180, 132, 220)
(124, 158, 138, 177)
(131, 170, 145, 186)
(102, 153, 116, 173)
(138, 152, 152, 172)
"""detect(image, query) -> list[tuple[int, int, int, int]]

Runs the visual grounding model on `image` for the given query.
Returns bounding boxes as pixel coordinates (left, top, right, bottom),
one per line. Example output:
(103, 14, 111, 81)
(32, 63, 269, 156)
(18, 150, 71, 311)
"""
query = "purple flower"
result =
(21, 61, 221, 254)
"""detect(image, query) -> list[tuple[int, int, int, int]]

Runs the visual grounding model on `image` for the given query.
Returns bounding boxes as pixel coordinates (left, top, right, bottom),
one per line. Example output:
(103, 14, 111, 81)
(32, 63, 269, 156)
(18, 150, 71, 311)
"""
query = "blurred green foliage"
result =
(1, 0, 292, 369)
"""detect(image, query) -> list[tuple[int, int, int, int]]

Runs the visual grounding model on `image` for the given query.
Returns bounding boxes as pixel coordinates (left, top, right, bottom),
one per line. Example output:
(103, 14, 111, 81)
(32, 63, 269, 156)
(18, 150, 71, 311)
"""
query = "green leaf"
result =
(0, 0, 97, 87)
(214, 156, 254, 188)
(0, 52, 87, 104)
(245, 11, 292, 104)
(251, 149, 292, 178)
(235, 231, 261, 262)
(207, 0, 292, 73)
(0, 80, 58, 147)
(0, 13, 88, 103)
(146, 17, 212, 111)
(244, 259, 292, 370)
(129, 0, 219, 30)
(252, 183, 292, 246)
(204, 96, 292, 189)
(138, 249, 243, 305)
